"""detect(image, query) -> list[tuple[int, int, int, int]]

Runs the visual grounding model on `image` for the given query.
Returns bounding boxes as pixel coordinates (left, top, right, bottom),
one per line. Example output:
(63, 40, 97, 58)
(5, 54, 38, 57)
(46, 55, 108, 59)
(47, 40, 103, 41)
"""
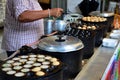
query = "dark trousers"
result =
(6, 51, 15, 57)
(6, 51, 23, 57)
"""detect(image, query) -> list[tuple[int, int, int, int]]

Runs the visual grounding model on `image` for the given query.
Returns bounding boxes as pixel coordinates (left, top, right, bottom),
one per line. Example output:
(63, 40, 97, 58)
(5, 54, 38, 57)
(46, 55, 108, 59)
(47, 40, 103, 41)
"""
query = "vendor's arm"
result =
(13, 0, 63, 23)
(18, 8, 63, 22)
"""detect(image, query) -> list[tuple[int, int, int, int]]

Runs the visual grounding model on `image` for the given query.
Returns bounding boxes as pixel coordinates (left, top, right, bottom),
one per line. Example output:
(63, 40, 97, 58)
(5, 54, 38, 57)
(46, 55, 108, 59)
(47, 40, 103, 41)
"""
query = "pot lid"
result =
(38, 35, 84, 52)
(89, 11, 114, 17)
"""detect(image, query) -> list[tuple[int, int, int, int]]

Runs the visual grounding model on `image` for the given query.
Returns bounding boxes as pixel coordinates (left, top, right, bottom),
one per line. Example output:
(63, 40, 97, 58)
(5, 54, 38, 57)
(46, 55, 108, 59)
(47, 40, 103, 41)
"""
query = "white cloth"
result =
(2, 0, 44, 51)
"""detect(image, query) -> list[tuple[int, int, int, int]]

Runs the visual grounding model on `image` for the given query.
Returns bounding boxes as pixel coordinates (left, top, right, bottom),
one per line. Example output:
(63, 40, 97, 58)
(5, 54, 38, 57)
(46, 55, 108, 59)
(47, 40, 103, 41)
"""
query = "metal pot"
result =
(38, 35, 84, 52)
(80, 18, 106, 46)
(89, 11, 114, 32)
(44, 19, 54, 35)
(44, 19, 68, 35)
(37, 35, 84, 80)
(53, 20, 68, 32)
(65, 24, 96, 59)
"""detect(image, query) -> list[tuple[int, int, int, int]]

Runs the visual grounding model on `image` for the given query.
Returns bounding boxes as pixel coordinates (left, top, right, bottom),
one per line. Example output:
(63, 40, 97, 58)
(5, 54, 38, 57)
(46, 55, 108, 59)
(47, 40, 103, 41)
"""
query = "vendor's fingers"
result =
(50, 8, 63, 17)
(57, 8, 63, 17)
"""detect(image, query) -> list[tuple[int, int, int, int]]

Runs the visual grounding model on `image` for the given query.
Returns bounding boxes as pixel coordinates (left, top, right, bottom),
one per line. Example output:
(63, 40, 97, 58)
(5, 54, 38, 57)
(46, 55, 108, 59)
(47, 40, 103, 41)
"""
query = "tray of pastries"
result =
(0, 53, 63, 80)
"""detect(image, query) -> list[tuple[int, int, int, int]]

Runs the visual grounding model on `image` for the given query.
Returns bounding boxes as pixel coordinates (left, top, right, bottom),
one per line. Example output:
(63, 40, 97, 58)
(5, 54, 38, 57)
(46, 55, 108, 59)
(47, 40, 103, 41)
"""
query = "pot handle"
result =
(26, 31, 58, 47)
(3, 50, 20, 61)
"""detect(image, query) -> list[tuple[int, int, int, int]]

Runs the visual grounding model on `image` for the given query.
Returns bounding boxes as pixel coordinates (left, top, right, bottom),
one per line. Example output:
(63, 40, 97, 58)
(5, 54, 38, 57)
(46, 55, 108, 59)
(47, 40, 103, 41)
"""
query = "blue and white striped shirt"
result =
(2, 0, 44, 51)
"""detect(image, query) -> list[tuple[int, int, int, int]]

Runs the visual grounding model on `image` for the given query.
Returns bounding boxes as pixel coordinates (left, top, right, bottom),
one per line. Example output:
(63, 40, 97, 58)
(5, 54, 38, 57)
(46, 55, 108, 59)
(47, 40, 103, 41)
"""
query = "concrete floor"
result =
(75, 45, 115, 80)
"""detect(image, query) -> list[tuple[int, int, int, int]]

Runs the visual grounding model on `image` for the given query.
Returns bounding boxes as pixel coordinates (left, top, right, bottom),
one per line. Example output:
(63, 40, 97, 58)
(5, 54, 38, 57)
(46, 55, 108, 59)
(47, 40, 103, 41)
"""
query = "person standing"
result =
(1, 0, 63, 57)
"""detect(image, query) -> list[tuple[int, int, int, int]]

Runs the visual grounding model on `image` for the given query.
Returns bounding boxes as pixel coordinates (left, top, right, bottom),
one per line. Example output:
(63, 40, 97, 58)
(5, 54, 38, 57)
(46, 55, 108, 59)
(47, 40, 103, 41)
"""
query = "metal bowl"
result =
(53, 20, 68, 32)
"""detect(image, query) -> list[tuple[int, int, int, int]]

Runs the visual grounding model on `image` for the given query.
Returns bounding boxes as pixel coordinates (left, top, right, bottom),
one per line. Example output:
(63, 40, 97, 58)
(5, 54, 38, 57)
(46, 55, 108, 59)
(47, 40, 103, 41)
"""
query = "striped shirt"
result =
(2, 0, 44, 51)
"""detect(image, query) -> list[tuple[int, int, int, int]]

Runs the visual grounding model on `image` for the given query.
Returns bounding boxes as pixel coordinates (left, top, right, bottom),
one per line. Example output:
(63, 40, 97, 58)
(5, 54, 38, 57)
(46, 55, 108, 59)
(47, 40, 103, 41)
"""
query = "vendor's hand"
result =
(50, 8, 63, 18)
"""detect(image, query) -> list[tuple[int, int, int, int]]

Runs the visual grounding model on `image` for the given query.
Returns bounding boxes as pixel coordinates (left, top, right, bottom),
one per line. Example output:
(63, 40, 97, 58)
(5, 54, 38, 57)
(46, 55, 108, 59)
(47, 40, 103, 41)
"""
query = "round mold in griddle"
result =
(14, 72, 25, 77)
(6, 70, 16, 75)
(0, 54, 64, 80)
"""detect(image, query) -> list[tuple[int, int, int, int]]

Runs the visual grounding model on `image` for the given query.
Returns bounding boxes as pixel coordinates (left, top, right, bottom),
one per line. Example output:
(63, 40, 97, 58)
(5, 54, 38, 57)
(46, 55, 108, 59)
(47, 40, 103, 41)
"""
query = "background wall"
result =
(51, 0, 101, 14)
(67, 0, 82, 13)
(0, 0, 6, 27)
